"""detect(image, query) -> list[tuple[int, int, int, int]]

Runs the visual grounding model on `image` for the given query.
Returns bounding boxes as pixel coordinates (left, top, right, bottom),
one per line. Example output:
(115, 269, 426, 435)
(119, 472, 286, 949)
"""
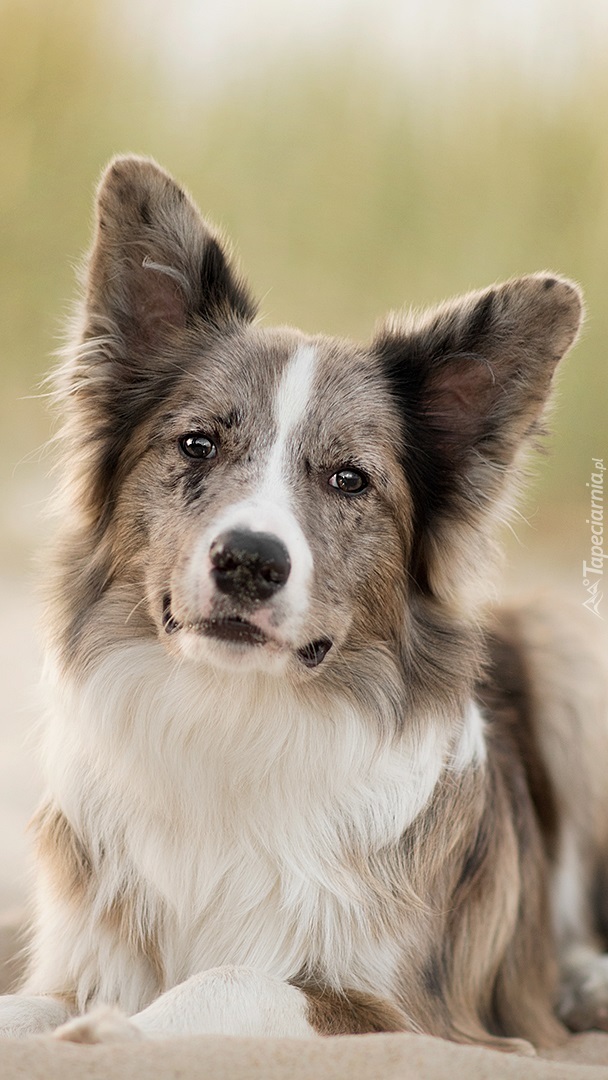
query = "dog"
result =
(0, 155, 607, 1052)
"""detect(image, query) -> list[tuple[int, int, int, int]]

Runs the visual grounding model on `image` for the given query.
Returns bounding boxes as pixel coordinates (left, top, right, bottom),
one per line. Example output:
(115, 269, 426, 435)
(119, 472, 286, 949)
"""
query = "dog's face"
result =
(56, 157, 583, 680)
(128, 328, 410, 675)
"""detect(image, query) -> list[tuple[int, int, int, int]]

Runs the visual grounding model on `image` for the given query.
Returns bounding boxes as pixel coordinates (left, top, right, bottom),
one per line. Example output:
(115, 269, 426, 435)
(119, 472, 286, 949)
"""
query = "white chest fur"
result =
(41, 642, 482, 1006)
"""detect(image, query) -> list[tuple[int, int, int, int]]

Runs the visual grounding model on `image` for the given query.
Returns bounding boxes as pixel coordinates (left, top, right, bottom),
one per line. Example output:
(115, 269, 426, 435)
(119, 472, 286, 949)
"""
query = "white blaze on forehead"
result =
(263, 343, 317, 496)
(185, 344, 318, 638)
(275, 343, 318, 433)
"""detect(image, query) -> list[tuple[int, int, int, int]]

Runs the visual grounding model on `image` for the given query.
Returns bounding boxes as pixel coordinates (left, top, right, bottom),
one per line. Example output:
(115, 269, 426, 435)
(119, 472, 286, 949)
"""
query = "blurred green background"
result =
(2, 0, 607, 583)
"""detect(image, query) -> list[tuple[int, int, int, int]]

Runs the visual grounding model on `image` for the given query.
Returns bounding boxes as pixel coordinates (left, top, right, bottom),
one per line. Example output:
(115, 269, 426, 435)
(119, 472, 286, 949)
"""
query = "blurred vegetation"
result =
(1, 0, 606, 584)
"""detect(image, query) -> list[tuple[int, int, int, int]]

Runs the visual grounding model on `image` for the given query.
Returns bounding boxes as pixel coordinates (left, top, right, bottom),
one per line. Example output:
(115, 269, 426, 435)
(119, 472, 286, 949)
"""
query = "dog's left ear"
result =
(374, 274, 583, 601)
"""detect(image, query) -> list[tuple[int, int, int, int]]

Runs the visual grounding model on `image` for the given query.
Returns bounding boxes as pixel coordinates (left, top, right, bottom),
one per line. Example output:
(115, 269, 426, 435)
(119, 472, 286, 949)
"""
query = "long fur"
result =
(2, 156, 608, 1050)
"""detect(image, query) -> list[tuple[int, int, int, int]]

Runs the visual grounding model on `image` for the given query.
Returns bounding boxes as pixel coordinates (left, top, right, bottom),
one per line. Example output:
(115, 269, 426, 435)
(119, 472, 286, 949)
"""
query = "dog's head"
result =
(54, 156, 582, 683)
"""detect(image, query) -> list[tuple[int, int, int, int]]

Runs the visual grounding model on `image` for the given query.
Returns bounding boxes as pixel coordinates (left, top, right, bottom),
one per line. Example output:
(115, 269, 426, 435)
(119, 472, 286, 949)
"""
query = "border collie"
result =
(1, 156, 607, 1053)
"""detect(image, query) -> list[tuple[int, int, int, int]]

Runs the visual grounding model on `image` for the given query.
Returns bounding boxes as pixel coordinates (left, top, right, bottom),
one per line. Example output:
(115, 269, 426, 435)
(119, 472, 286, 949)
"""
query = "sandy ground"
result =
(0, 577, 43, 911)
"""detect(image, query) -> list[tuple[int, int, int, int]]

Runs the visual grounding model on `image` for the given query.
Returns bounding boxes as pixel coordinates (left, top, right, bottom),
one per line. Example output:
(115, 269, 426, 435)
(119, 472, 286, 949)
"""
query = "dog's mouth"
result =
(162, 595, 332, 668)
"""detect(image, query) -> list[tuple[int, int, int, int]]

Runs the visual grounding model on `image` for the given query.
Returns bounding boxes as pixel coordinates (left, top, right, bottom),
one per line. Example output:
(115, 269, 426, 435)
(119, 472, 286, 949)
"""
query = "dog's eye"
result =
(328, 468, 368, 495)
(178, 433, 218, 460)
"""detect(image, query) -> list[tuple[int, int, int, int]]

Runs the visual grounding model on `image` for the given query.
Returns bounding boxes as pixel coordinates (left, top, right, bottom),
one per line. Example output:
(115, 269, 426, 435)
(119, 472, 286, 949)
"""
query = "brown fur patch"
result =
(30, 803, 92, 902)
(297, 983, 409, 1035)
(102, 890, 166, 991)
(360, 737, 565, 1050)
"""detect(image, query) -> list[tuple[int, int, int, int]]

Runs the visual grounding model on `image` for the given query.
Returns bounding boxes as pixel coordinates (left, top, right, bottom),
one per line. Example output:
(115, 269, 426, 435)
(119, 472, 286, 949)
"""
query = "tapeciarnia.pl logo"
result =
(582, 458, 605, 619)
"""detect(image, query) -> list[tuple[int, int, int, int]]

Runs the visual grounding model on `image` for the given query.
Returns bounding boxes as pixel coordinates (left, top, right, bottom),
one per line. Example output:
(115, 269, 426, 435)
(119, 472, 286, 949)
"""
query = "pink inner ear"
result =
(131, 261, 188, 344)
(425, 355, 499, 444)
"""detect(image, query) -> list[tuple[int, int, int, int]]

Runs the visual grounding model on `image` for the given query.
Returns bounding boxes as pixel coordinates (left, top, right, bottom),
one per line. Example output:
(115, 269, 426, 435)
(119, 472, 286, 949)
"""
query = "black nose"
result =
(209, 530, 291, 603)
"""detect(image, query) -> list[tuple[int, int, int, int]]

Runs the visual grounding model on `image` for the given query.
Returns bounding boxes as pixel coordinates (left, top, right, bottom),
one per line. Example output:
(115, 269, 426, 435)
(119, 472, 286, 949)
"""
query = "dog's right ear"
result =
(83, 155, 256, 352)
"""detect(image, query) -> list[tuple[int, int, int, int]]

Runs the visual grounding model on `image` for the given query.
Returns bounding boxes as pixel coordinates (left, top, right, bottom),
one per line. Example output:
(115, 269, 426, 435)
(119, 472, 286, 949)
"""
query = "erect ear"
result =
(83, 154, 256, 350)
(59, 157, 256, 534)
(374, 274, 583, 604)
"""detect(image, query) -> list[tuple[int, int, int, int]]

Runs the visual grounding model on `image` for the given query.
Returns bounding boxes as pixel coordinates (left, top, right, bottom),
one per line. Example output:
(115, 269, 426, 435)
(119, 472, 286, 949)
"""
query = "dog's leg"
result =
(53, 967, 408, 1043)
(0, 995, 72, 1037)
(54, 968, 319, 1042)
(558, 945, 608, 1032)
(554, 832, 608, 1030)
(553, 827, 608, 1031)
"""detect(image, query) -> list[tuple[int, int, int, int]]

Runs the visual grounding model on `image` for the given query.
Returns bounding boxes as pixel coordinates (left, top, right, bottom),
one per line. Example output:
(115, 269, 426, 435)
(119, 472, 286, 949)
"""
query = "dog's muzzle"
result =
(162, 527, 333, 668)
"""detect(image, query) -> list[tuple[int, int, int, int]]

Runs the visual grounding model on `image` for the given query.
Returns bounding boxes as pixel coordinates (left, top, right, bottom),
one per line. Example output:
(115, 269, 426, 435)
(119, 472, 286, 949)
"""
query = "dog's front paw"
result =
(559, 950, 608, 1032)
(0, 994, 70, 1038)
(53, 1005, 146, 1044)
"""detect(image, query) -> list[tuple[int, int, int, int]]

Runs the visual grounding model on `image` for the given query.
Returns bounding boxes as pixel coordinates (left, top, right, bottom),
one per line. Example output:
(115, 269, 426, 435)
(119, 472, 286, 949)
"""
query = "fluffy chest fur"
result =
(40, 640, 477, 1008)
